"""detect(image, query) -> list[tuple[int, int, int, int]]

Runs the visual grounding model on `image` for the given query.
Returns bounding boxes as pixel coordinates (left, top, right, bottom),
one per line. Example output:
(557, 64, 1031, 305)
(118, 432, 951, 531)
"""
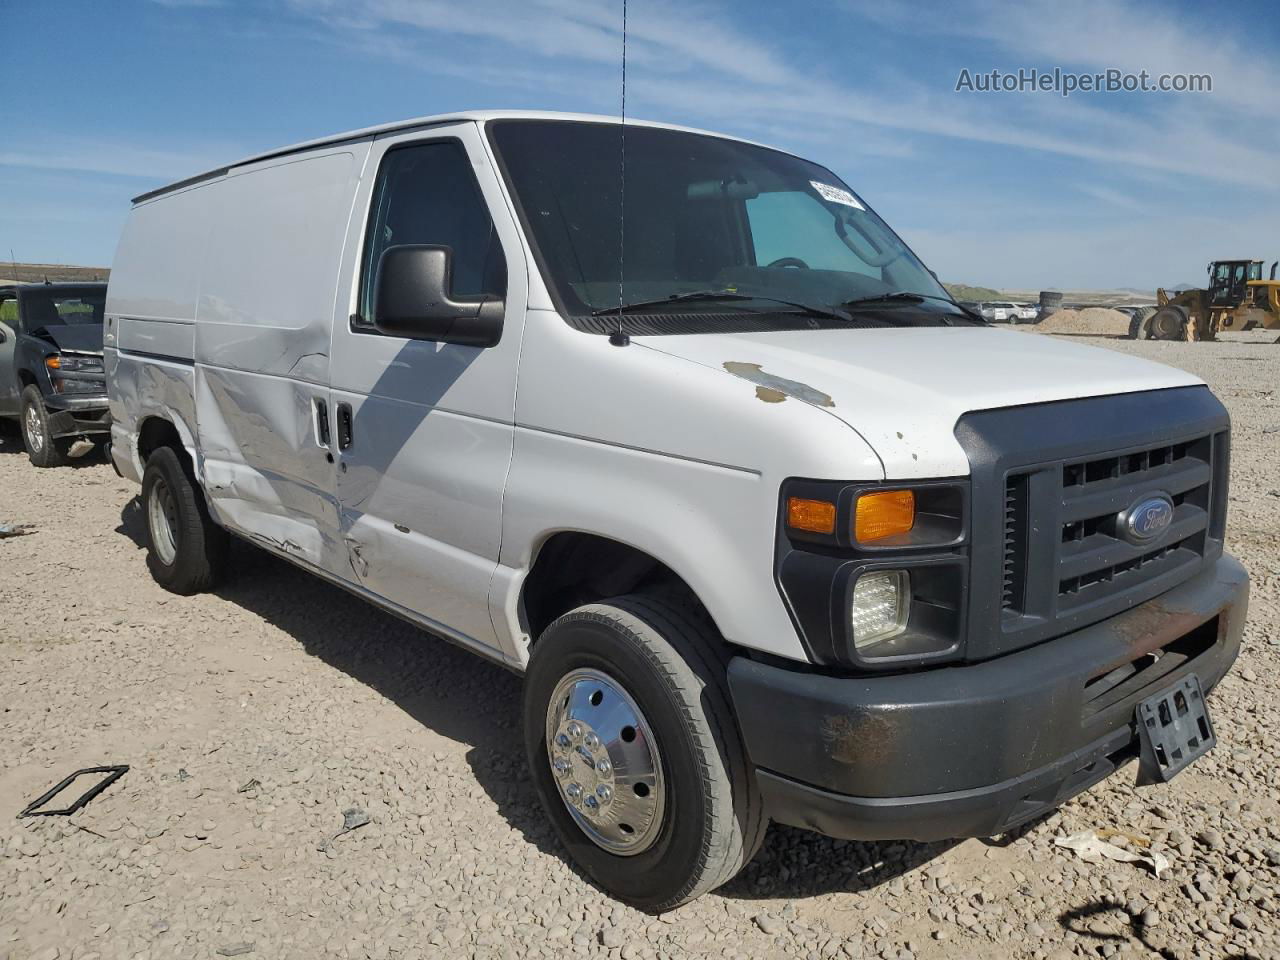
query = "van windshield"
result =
(487, 119, 959, 333)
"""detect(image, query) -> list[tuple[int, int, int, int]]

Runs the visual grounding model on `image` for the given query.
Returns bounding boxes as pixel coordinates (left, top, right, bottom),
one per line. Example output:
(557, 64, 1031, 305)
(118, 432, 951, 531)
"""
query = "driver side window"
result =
(356, 139, 506, 330)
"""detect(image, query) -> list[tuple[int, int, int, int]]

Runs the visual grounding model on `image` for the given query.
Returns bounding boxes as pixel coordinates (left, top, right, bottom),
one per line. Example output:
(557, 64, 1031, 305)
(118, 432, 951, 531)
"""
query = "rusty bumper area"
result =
(728, 554, 1248, 842)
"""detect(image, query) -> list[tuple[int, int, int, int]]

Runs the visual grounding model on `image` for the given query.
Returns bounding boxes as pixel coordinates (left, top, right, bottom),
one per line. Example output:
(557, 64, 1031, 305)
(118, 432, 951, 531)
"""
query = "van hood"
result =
(30, 323, 104, 355)
(637, 327, 1203, 479)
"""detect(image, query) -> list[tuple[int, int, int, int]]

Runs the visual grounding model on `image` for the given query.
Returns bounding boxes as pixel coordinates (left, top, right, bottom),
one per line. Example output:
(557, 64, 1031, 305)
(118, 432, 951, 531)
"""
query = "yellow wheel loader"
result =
(1130, 259, 1280, 342)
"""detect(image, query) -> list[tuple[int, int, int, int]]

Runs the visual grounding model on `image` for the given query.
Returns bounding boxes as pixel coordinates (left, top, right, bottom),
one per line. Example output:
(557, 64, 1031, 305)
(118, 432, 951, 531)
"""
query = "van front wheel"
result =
(523, 595, 766, 911)
(141, 445, 228, 595)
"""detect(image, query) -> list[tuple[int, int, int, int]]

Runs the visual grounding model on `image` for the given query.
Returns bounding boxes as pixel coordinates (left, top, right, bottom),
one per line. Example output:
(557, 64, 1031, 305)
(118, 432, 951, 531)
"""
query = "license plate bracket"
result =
(1136, 674, 1214, 784)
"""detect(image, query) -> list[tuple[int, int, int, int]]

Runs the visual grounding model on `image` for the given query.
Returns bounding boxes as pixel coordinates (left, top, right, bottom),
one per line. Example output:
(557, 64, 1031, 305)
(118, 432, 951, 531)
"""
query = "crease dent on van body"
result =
(344, 536, 369, 581)
(722, 361, 835, 408)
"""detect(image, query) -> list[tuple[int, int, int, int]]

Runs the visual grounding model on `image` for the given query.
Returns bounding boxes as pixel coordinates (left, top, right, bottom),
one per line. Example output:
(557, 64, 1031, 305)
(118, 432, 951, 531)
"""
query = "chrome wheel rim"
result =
(24, 405, 44, 453)
(545, 668, 665, 856)
(148, 477, 179, 566)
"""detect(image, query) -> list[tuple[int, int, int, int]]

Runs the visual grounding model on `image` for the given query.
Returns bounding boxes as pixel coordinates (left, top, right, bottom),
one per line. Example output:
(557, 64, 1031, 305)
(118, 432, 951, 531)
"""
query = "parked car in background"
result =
(981, 301, 1036, 323)
(0, 283, 109, 466)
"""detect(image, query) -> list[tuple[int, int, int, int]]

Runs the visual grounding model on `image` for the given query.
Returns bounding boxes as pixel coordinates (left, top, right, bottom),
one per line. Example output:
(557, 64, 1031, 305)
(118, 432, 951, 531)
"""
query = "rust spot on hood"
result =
(723, 361, 835, 408)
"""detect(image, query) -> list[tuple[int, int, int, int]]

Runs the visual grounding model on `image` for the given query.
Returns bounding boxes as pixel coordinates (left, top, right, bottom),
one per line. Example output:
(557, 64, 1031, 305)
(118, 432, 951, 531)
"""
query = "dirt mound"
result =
(1030, 307, 1131, 336)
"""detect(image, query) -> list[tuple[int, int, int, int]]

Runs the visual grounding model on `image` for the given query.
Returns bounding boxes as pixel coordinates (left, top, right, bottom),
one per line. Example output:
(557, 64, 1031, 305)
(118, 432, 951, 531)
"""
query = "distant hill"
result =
(0, 262, 110, 283)
(944, 283, 1001, 301)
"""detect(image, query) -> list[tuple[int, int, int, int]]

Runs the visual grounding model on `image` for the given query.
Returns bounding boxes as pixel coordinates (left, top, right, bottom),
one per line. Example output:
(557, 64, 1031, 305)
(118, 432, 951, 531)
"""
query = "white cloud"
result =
(287, 0, 1280, 193)
(1074, 183, 1144, 211)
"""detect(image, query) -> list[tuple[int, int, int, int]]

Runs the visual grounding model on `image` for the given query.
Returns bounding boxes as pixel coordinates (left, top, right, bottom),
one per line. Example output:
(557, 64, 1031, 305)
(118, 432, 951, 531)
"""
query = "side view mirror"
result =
(373, 244, 503, 347)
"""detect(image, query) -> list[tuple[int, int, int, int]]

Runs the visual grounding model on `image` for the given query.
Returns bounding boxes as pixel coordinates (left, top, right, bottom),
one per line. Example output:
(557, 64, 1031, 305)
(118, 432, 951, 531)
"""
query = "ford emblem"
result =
(1121, 495, 1175, 543)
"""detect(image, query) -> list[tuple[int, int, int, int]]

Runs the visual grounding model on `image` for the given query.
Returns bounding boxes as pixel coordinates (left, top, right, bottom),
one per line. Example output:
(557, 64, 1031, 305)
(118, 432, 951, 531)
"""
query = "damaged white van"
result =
(106, 112, 1248, 909)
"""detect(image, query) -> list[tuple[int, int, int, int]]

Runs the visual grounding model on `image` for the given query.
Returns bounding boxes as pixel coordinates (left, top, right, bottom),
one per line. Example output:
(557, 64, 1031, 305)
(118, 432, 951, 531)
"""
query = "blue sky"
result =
(3, 0, 1277, 291)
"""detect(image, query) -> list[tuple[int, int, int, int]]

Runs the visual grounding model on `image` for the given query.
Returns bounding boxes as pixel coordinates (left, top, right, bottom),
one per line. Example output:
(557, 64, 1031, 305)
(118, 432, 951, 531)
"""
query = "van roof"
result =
(131, 110, 770, 205)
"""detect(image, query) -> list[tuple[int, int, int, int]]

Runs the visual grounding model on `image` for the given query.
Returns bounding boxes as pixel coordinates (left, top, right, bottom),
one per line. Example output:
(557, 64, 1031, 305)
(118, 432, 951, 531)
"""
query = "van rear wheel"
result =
(141, 445, 228, 594)
(523, 595, 766, 911)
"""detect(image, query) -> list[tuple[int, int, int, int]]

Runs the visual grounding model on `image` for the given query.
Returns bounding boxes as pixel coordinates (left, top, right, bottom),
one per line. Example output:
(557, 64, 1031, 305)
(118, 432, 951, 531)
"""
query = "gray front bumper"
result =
(728, 554, 1249, 841)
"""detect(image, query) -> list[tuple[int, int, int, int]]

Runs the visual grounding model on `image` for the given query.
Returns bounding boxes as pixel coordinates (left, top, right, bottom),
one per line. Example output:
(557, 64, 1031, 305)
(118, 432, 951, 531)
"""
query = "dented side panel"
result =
(196, 148, 367, 384)
(106, 347, 198, 485)
(194, 365, 343, 572)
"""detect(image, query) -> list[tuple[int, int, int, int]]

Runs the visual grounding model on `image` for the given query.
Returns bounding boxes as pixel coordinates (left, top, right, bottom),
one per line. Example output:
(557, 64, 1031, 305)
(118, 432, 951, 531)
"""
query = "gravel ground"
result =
(1, 330, 1277, 960)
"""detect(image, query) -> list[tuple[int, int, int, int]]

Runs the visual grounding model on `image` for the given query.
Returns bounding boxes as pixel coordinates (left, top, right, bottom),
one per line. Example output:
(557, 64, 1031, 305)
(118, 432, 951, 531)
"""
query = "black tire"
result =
(20, 385, 70, 467)
(141, 445, 228, 595)
(1147, 305, 1190, 341)
(523, 595, 766, 911)
(1127, 307, 1157, 339)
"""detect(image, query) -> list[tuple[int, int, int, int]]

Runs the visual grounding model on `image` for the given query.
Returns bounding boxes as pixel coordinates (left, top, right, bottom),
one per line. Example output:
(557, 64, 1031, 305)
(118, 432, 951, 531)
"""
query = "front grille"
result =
(956, 387, 1230, 661)
(1002, 475, 1029, 611)
(1002, 431, 1225, 619)
(1054, 435, 1213, 609)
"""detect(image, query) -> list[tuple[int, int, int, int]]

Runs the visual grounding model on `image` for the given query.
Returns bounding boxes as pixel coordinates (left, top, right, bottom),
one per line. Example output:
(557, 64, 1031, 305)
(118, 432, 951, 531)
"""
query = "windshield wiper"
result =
(592, 290, 753, 315)
(593, 290, 850, 322)
(841, 291, 988, 326)
(841, 291, 927, 308)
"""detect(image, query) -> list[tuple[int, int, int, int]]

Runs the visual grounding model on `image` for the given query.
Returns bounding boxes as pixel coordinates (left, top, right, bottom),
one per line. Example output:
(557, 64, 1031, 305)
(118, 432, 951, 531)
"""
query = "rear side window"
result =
(357, 140, 506, 328)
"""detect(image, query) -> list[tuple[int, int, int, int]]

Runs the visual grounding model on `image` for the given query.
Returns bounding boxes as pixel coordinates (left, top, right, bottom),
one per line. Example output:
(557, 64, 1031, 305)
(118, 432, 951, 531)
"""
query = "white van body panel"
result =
(106, 179, 210, 484)
(493, 308, 883, 662)
(196, 148, 365, 383)
(642, 327, 1202, 480)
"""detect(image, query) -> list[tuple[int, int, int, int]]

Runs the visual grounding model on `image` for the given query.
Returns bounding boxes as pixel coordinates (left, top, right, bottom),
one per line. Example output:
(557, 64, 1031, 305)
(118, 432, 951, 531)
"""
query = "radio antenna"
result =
(609, 0, 631, 347)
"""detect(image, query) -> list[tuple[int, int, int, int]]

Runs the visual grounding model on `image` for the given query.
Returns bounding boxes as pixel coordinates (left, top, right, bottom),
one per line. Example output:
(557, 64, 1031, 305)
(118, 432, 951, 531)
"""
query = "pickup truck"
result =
(0, 282, 109, 466)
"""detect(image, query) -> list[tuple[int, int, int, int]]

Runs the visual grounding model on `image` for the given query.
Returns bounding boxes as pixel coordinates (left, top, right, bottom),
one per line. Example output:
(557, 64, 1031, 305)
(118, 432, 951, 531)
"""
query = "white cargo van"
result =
(106, 111, 1248, 909)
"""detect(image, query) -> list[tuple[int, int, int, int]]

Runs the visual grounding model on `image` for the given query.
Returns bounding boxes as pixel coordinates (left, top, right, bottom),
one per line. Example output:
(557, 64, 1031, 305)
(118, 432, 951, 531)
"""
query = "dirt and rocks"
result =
(1, 331, 1278, 960)
(1028, 308, 1135, 337)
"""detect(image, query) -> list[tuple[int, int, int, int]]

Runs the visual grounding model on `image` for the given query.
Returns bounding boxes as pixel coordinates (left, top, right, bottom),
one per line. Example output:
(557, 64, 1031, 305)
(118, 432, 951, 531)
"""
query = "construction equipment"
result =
(1129, 259, 1280, 342)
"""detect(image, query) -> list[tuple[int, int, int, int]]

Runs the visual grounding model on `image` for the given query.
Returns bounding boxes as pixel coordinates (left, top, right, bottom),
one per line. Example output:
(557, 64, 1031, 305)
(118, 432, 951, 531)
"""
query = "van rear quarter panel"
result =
(107, 182, 210, 481)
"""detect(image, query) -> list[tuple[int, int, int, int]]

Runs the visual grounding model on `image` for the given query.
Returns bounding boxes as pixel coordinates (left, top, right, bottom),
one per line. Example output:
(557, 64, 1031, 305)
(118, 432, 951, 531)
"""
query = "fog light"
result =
(851, 570, 909, 651)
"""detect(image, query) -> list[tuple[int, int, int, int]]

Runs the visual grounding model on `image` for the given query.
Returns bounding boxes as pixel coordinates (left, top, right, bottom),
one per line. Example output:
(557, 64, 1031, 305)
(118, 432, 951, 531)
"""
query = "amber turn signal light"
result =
(44, 356, 61, 370)
(787, 497, 836, 535)
(855, 490, 915, 542)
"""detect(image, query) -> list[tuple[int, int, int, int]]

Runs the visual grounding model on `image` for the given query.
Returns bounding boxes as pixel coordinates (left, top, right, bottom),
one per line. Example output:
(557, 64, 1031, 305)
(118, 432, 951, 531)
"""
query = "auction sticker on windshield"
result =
(809, 180, 865, 210)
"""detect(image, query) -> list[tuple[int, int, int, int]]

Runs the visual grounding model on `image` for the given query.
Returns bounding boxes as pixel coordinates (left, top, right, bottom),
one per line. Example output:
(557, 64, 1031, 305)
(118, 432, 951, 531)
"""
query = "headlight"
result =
(46, 354, 103, 373)
(778, 479, 969, 668)
(851, 570, 909, 650)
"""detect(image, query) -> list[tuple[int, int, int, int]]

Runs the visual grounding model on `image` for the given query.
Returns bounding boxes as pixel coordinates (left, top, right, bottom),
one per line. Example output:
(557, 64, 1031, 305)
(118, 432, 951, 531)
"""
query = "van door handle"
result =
(336, 402, 353, 450)
(315, 399, 331, 446)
